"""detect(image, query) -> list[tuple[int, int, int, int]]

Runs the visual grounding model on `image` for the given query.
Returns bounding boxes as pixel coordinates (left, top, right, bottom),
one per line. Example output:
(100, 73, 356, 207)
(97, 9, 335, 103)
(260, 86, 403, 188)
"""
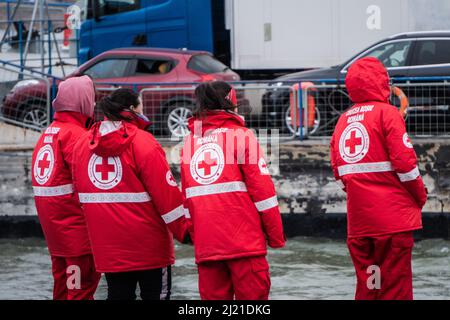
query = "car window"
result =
(83, 59, 130, 79)
(412, 40, 450, 66)
(134, 59, 174, 76)
(98, 0, 140, 16)
(188, 54, 229, 74)
(362, 41, 412, 68)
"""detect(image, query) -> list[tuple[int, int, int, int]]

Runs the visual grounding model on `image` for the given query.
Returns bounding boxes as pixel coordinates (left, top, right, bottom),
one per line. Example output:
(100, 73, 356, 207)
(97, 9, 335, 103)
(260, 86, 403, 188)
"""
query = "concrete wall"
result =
(271, 140, 450, 215)
(0, 151, 35, 217)
(164, 139, 450, 216)
(0, 122, 40, 147)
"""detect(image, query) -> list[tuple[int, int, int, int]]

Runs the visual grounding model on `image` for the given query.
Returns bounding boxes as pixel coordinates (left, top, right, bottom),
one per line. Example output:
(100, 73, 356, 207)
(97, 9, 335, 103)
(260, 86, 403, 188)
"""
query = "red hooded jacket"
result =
(31, 76, 95, 257)
(72, 115, 189, 273)
(330, 57, 427, 238)
(32, 112, 92, 256)
(181, 111, 285, 264)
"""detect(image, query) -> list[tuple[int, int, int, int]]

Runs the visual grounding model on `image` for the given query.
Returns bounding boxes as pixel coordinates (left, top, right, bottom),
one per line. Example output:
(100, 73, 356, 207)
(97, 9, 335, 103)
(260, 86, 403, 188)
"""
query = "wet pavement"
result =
(0, 237, 449, 300)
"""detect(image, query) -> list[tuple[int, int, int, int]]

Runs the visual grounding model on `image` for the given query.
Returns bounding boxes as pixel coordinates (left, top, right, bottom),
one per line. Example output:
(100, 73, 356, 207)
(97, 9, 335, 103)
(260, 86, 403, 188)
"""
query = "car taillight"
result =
(199, 74, 217, 82)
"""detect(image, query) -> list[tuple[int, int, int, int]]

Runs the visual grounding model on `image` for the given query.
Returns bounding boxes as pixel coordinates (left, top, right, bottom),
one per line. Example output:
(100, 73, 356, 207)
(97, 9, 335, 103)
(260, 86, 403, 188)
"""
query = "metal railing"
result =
(394, 81, 450, 137)
(95, 82, 299, 141)
(1, 57, 450, 140)
(0, 63, 52, 131)
(297, 78, 450, 138)
(1, 0, 78, 77)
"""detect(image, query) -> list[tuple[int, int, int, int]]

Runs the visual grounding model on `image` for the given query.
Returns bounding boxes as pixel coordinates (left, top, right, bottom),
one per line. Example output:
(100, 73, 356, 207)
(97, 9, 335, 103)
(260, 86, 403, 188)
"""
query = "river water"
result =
(0, 237, 449, 300)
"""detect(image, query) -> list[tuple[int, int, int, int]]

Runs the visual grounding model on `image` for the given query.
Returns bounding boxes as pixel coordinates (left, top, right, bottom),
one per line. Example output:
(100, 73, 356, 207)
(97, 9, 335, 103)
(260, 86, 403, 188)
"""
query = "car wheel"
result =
(284, 104, 321, 136)
(21, 104, 47, 129)
(164, 104, 193, 138)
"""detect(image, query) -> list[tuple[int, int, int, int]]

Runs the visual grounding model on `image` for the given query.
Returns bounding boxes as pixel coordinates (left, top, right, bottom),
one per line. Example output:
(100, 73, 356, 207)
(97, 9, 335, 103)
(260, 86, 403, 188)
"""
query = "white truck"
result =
(226, 0, 450, 76)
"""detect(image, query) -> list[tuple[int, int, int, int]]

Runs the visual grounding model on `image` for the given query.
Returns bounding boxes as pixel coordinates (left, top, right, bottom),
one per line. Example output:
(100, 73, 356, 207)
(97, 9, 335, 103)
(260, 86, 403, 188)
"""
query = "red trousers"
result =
(198, 256, 271, 300)
(51, 254, 101, 300)
(347, 231, 414, 300)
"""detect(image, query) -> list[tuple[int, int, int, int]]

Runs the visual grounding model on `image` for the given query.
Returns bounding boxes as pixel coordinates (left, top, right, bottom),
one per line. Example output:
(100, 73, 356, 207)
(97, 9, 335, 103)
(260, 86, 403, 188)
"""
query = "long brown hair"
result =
(97, 88, 140, 121)
(193, 81, 236, 118)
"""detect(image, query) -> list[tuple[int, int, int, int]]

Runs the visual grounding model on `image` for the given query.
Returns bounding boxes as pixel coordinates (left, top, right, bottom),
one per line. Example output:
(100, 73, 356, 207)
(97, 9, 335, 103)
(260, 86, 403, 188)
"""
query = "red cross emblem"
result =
(190, 143, 225, 185)
(345, 130, 363, 155)
(166, 170, 178, 187)
(403, 133, 413, 148)
(197, 152, 218, 176)
(34, 145, 54, 185)
(339, 122, 369, 164)
(258, 158, 270, 175)
(37, 153, 51, 176)
(95, 157, 115, 181)
(88, 155, 123, 190)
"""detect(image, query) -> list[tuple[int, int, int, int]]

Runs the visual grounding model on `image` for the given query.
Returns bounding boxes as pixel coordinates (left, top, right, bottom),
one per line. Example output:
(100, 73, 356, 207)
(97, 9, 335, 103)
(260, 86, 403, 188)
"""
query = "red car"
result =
(2, 48, 241, 137)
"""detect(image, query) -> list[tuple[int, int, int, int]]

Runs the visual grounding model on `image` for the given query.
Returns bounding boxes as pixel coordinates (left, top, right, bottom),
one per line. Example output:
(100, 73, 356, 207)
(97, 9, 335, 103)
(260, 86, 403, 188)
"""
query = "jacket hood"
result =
(345, 57, 390, 103)
(53, 111, 91, 128)
(88, 121, 137, 157)
(52, 75, 96, 117)
(188, 110, 245, 135)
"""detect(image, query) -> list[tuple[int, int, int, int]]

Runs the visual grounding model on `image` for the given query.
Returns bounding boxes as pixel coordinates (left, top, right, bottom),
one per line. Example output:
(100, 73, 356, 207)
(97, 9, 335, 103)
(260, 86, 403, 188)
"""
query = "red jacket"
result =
(181, 111, 285, 264)
(330, 57, 427, 238)
(32, 112, 92, 257)
(72, 116, 188, 273)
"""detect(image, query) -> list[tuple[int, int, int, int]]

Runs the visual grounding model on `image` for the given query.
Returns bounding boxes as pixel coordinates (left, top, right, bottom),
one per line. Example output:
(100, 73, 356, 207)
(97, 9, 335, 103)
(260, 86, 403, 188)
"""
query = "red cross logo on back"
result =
(95, 157, 115, 181)
(345, 130, 363, 155)
(190, 143, 225, 185)
(88, 155, 123, 190)
(338, 122, 370, 164)
(197, 151, 218, 176)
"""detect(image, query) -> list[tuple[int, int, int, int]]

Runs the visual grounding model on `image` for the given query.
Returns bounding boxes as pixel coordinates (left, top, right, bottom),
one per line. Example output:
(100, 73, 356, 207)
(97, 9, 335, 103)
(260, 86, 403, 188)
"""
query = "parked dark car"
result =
(2, 47, 243, 137)
(263, 31, 450, 136)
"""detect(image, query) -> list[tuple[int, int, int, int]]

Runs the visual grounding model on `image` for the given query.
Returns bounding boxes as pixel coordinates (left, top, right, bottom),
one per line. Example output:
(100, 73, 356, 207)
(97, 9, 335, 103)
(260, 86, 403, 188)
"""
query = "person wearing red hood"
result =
(72, 88, 190, 300)
(181, 81, 286, 300)
(330, 57, 427, 300)
(31, 75, 101, 300)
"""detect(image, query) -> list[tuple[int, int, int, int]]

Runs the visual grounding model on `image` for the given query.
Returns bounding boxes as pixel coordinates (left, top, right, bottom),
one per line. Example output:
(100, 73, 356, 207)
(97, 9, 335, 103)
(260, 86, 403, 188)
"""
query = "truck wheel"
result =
(21, 103, 47, 129)
(164, 104, 193, 138)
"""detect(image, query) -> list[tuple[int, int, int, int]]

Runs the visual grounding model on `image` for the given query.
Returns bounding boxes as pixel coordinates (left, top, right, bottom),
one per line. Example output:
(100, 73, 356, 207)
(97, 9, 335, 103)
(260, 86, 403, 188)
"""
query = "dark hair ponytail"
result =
(98, 88, 140, 121)
(193, 81, 236, 118)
